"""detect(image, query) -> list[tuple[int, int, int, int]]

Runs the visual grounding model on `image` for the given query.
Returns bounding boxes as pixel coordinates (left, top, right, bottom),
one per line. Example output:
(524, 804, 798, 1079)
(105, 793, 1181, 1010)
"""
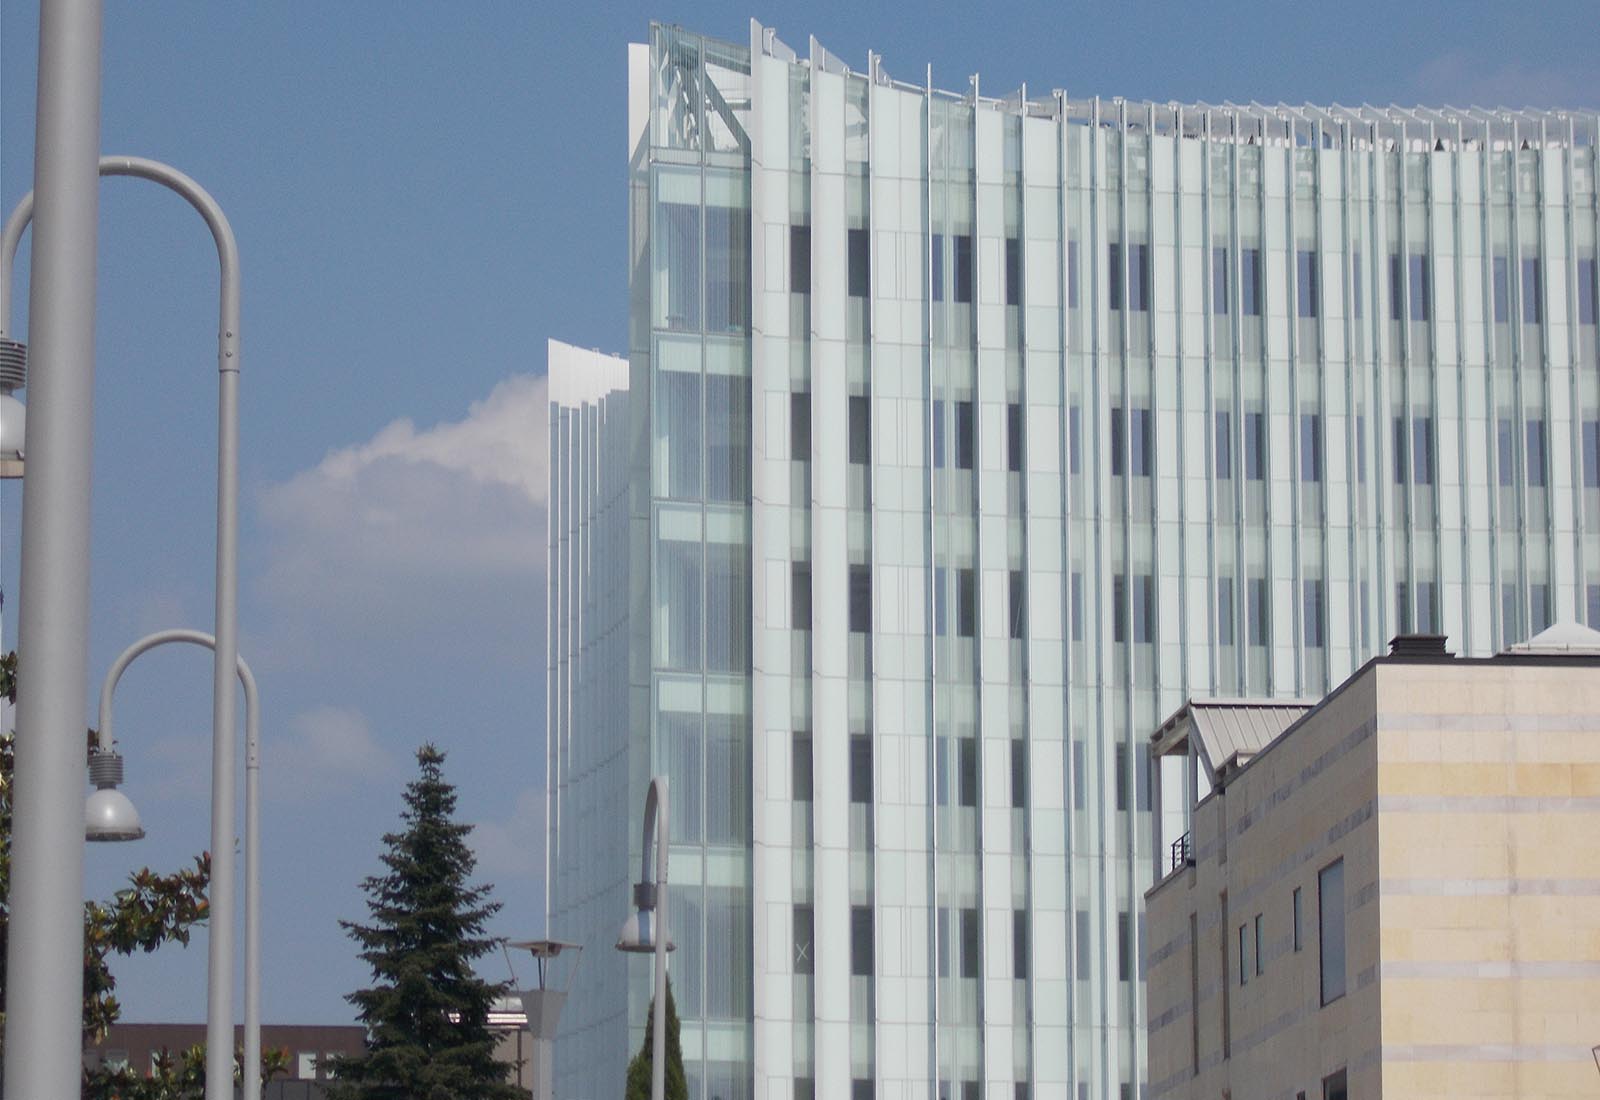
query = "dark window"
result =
(1075, 910, 1091, 977)
(1008, 570, 1025, 639)
(1117, 911, 1131, 982)
(796, 1078, 816, 1100)
(1007, 402, 1024, 472)
(1498, 418, 1515, 486)
(1304, 579, 1325, 648)
(1589, 584, 1600, 627)
(1532, 582, 1552, 634)
(1013, 910, 1029, 979)
(1009, 739, 1027, 809)
(1215, 410, 1233, 479)
(792, 562, 811, 631)
(962, 1084, 980, 1100)
(960, 908, 981, 978)
(1111, 406, 1152, 477)
(937, 909, 950, 976)
(1503, 581, 1521, 642)
(849, 395, 870, 465)
(705, 374, 751, 502)
(1248, 577, 1270, 648)
(1108, 243, 1123, 310)
(1414, 415, 1434, 485)
(1068, 406, 1082, 475)
(790, 392, 811, 461)
(1410, 252, 1430, 320)
(1584, 420, 1600, 488)
(1322, 1069, 1347, 1100)
(1579, 257, 1597, 325)
(851, 906, 873, 976)
(1070, 572, 1084, 642)
(849, 734, 872, 804)
(1212, 246, 1229, 314)
(1238, 923, 1249, 985)
(1526, 418, 1547, 487)
(849, 565, 872, 633)
(1125, 574, 1154, 644)
(1301, 413, 1322, 483)
(790, 224, 811, 293)
(1293, 885, 1303, 952)
(1241, 248, 1262, 315)
(1109, 242, 1148, 310)
(1254, 912, 1265, 976)
(934, 566, 948, 636)
(1417, 580, 1438, 634)
(1297, 250, 1319, 318)
(706, 204, 749, 333)
(1395, 581, 1412, 634)
(931, 234, 945, 302)
(1522, 256, 1542, 323)
(1072, 741, 1086, 811)
(1319, 858, 1346, 1004)
(1217, 577, 1235, 646)
(1016, 1084, 1030, 1100)
(1244, 411, 1266, 480)
(792, 733, 812, 801)
(847, 227, 870, 298)
(1395, 416, 1408, 484)
(1493, 255, 1510, 322)
(956, 567, 977, 637)
(932, 399, 947, 468)
(852, 1080, 874, 1100)
(955, 401, 975, 470)
(1005, 236, 1021, 306)
(953, 235, 974, 304)
(793, 904, 814, 974)
(1115, 744, 1129, 812)
(1067, 240, 1079, 308)
(957, 738, 978, 808)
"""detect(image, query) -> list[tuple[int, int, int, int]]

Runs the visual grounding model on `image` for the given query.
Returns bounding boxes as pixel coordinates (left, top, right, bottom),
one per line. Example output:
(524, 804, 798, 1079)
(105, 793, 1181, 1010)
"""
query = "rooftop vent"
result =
(1388, 633, 1452, 659)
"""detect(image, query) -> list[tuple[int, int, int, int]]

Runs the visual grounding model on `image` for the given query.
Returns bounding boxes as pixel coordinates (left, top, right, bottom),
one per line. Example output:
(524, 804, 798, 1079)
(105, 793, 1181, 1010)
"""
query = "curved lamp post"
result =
(615, 776, 672, 1100)
(1, 157, 241, 1100)
(89, 629, 262, 1100)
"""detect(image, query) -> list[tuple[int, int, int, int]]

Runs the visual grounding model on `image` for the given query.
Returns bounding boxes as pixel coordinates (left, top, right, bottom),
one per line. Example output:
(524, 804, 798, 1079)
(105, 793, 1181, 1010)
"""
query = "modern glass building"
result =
(547, 20, 1600, 1100)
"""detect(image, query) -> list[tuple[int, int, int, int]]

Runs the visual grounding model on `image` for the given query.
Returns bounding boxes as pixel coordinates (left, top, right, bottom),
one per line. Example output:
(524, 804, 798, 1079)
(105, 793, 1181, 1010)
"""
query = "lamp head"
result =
(615, 907, 675, 954)
(85, 749, 144, 842)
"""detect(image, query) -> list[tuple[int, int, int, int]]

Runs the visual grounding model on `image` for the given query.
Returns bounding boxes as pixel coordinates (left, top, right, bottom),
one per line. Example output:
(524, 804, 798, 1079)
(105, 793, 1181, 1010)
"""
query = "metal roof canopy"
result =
(1151, 697, 1317, 793)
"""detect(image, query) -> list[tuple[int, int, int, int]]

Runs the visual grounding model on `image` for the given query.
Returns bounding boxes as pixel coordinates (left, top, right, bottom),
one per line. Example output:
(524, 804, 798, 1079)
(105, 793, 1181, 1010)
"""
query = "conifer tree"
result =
(623, 976, 688, 1100)
(328, 744, 520, 1100)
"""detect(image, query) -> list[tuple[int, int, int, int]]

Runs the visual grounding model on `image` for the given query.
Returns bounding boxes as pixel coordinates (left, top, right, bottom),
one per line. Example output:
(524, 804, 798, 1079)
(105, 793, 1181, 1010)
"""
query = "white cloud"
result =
(255, 374, 548, 637)
(1409, 52, 1600, 110)
(270, 704, 395, 799)
(471, 785, 546, 879)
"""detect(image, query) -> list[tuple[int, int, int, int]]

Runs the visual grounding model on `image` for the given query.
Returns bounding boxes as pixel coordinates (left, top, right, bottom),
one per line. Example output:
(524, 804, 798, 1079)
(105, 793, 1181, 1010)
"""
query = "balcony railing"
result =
(1168, 831, 1193, 875)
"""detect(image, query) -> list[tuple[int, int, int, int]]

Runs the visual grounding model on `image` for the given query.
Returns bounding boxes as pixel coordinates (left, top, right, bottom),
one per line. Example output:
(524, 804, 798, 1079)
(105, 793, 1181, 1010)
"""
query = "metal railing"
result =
(1168, 831, 1194, 875)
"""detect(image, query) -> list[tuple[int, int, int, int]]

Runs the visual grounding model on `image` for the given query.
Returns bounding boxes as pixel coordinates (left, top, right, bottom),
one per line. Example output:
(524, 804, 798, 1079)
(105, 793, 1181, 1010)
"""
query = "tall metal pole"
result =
(3, 1, 103, 1095)
(95, 629, 262, 1100)
(644, 777, 669, 1100)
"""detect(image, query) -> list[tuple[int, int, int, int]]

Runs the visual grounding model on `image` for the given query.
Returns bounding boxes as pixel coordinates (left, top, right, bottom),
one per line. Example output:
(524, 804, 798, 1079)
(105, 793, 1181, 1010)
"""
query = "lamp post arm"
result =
(97, 628, 255, 751)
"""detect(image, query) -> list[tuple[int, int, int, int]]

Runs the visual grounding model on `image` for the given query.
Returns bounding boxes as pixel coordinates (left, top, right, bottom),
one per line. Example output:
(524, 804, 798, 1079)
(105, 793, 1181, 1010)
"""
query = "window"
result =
(706, 201, 750, 332)
(1498, 418, 1515, 486)
(1493, 255, 1510, 322)
(1005, 237, 1021, 306)
(1322, 1069, 1348, 1100)
(1244, 411, 1266, 480)
(1010, 739, 1027, 809)
(792, 733, 812, 801)
(790, 392, 811, 460)
(1070, 572, 1084, 643)
(1111, 406, 1152, 477)
(1212, 246, 1229, 314)
(1522, 256, 1542, 323)
(955, 401, 975, 470)
(1215, 410, 1232, 479)
(1118, 911, 1132, 981)
(1532, 582, 1552, 634)
(1217, 577, 1235, 646)
(1391, 252, 1430, 320)
(1395, 581, 1412, 633)
(960, 908, 981, 978)
(938, 908, 950, 976)
(849, 565, 872, 633)
(1502, 581, 1521, 641)
(1115, 744, 1130, 812)
(1109, 242, 1150, 311)
(1352, 251, 1363, 318)
(1584, 419, 1600, 488)
(1113, 574, 1155, 644)
(849, 734, 872, 804)
(1248, 577, 1270, 648)
(958, 738, 978, 807)
(296, 1053, 318, 1080)
(1254, 913, 1265, 976)
(934, 566, 948, 636)
(1007, 402, 1024, 472)
(1072, 741, 1086, 811)
(1293, 886, 1304, 952)
(1074, 909, 1091, 977)
(954, 235, 975, 304)
(1242, 247, 1262, 315)
(851, 905, 873, 976)
(931, 234, 945, 302)
(1589, 584, 1600, 627)
(1303, 579, 1325, 648)
(659, 196, 701, 330)
(1318, 858, 1346, 1004)
(1414, 415, 1434, 484)
(848, 394, 870, 465)
(1013, 909, 1029, 978)
(1410, 252, 1431, 321)
(1297, 249, 1319, 317)
(792, 562, 811, 631)
(1068, 405, 1081, 475)
(1301, 413, 1322, 483)
(1356, 414, 1366, 483)
(1067, 240, 1079, 308)
(796, 1079, 816, 1100)
(932, 399, 947, 468)
(790, 224, 811, 293)
(1526, 418, 1547, 488)
(957, 567, 977, 637)
(852, 1080, 874, 1100)
(1579, 257, 1597, 325)
(1417, 580, 1438, 634)
(1008, 570, 1026, 639)
(1238, 923, 1249, 985)
(847, 227, 870, 298)
(793, 904, 814, 974)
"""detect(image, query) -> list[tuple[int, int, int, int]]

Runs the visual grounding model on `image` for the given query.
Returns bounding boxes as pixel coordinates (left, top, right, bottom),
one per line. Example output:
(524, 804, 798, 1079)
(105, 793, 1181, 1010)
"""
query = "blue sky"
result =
(1, 2, 1596, 1026)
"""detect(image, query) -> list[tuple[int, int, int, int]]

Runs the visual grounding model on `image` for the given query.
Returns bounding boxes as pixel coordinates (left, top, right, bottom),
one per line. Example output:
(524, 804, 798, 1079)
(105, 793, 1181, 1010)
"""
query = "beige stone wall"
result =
(1373, 662, 1600, 1100)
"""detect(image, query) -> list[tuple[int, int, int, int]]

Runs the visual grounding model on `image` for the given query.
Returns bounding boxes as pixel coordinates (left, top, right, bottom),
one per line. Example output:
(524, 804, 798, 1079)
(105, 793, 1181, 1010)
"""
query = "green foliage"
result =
(327, 744, 521, 1100)
(623, 977, 687, 1100)
(81, 1042, 290, 1100)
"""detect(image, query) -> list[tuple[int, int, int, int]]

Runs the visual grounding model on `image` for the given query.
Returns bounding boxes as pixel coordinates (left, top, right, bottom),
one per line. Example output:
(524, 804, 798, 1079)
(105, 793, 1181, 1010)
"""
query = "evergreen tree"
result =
(328, 744, 520, 1100)
(623, 976, 687, 1100)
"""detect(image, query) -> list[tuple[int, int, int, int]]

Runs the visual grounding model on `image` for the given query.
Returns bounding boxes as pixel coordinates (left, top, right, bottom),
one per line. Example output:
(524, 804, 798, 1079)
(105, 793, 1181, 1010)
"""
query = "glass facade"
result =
(548, 22, 1600, 1100)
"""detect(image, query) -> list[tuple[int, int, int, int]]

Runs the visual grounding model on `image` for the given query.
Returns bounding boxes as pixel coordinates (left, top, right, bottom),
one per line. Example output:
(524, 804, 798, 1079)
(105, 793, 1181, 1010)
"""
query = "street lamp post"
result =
(88, 629, 263, 1100)
(615, 776, 671, 1100)
(0, 156, 241, 1100)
